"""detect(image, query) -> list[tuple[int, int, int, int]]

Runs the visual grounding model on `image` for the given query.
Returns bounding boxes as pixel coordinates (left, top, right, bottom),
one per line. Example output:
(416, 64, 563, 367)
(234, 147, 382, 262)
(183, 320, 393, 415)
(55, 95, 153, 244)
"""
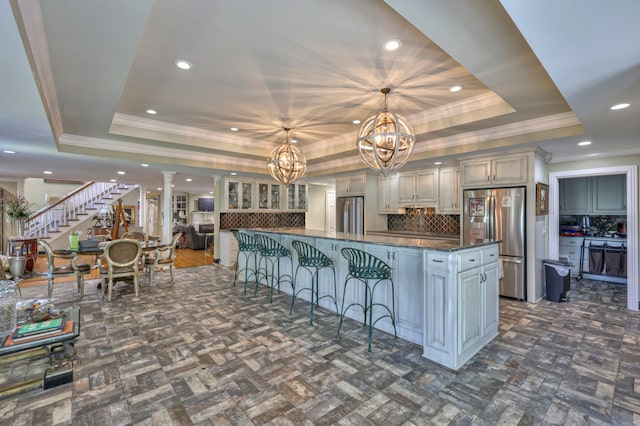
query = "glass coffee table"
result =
(0, 305, 80, 397)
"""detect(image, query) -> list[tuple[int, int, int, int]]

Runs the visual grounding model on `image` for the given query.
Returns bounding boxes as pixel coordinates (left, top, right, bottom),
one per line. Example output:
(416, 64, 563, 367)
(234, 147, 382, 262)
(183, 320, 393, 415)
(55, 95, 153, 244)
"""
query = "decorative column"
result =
(162, 171, 175, 244)
(212, 175, 222, 263)
(138, 185, 147, 232)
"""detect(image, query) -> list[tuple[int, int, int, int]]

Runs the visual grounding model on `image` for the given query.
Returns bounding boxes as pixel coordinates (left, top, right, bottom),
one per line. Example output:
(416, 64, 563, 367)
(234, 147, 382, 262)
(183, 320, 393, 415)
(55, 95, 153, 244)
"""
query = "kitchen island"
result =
(223, 228, 500, 371)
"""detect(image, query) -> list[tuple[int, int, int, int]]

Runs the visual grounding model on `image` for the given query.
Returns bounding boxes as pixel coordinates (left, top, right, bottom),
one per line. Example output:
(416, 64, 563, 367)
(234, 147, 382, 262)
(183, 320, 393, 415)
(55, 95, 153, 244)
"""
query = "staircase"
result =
(25, 182, 138, 250)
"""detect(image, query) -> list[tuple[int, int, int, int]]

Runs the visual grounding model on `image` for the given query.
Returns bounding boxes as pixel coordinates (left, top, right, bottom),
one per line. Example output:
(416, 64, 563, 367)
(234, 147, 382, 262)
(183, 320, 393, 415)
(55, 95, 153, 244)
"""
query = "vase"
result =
(14, 220, 25, 239)
(0, 280, 18, 343)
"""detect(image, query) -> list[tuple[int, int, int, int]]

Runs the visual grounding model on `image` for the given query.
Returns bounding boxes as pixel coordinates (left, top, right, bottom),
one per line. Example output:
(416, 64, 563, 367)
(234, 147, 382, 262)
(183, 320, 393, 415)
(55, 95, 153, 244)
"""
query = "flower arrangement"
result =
(5, 193, 33, 224)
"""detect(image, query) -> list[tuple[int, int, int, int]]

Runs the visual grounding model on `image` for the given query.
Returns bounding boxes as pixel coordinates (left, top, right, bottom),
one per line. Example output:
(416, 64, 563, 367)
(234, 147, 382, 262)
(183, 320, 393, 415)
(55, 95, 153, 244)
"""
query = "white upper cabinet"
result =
(438, 166, 460, 214)
(460, 154, 528, 187)
(336, 174, 366, 196)
(377, 174, 403, 214)
(398, 168, 438, 207)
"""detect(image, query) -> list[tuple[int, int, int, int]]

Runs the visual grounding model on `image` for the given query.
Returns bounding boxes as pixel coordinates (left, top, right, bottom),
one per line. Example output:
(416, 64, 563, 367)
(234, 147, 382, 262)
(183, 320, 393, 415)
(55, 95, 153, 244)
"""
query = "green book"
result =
(16, 318, 64, 336)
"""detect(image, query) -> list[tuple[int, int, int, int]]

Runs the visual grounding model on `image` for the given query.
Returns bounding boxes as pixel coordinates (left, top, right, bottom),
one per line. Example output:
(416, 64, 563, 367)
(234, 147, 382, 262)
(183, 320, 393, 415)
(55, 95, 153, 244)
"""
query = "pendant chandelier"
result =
(267, 127, 307, 185)
(356, 88, 416, 175)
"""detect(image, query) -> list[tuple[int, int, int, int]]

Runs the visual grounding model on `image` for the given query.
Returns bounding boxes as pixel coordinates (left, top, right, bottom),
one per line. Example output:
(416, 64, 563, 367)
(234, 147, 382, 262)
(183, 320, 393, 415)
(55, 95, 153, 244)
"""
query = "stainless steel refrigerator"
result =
(336, 196, 364, 235)
(463, 187, 526, 299)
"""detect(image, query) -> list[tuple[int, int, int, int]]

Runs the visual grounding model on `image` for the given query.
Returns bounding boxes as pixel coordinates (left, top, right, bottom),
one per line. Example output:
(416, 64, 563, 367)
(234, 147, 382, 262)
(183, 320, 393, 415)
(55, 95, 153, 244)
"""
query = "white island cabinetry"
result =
(423, 244, 499, 370)
(233, 228, 499, 371)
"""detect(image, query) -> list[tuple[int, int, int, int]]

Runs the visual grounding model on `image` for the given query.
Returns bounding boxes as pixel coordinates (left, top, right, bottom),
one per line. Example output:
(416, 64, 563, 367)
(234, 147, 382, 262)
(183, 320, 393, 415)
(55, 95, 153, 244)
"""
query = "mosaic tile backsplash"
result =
(388, 208, 460, 235)
(220, 212, 305, 230)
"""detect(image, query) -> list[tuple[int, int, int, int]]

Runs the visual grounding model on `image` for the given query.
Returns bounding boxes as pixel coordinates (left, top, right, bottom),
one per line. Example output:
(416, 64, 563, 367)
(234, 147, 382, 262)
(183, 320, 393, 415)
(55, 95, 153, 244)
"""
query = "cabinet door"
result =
(460, 160, 491, 187)
(439, 167, 460, 214)
(492, 155, 528, 185)
(481, 262, 499, 336)
(297, 184, 307, 211)
(240, 182, 253, 210)
(398, 173, 416, 204)
(348, 175, 366, 195)
(415, 169, 438, 204)
(270, 183, 281, 210)
(335, 177, 351, 196)
(395, 247, 423, 344)
(592, 174, 626, 214)
(560, 177, 590, 214)
(457, 268, 483, 355)
(378, 174, 400, 213)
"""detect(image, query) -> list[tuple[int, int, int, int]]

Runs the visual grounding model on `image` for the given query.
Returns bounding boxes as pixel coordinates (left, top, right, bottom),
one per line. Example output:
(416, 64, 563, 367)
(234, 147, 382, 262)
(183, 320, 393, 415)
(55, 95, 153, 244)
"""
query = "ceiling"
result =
(1, 0, 639, 195)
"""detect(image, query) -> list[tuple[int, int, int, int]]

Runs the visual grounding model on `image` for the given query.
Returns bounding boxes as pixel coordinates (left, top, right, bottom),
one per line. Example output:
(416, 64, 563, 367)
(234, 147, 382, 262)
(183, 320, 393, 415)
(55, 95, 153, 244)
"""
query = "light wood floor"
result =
(18, 247, 213, 289)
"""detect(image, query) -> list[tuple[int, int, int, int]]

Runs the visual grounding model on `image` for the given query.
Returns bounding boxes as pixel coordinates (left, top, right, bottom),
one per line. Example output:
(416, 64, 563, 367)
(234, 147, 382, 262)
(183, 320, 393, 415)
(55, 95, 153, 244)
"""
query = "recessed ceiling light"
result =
(186, 178, 192, 182)
(157, 187, 162, 191)
(291, 139, 298, 144)
(171, 184, 175, 187)
(110, 179, 117, 182)
(449, 85, 462, 92)
(117, 171, 126, 175)
(209, 191, 213, 194)
(146, 109, 157, 115)
(3, 150, 15, 154)
(175, 60, 192, 70)
(43, 170, 52, 174)
(141, 163, 149, 167)
(610, 103, 630, 110)
(230, 127, 239, 132)
(230, 172, 237, 176)
(353, 120, 361, 125)
(383, 39, 401, 51)
(434, 161, 443, 165)
(578, 141, 592, 146)
(587, 153, 600, 157)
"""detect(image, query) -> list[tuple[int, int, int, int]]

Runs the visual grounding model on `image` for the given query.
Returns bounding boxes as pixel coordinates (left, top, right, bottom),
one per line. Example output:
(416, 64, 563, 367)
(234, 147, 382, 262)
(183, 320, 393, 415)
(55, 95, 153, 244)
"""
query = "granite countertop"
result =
(237, 227, 499, 252)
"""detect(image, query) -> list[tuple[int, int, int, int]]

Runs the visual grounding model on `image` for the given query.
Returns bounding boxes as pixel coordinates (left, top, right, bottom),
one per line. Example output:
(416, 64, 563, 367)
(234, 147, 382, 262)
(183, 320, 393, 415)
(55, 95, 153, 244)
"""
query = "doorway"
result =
(549, 165, 638, 310)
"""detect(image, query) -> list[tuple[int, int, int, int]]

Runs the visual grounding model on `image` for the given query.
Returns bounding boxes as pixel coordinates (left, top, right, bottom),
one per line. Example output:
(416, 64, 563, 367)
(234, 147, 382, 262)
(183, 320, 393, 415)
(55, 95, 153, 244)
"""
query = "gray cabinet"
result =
(558, 236, 583, 276)
(559, 177, 590, 214)
(559, 175, 626, 215)
(592, 175, 626, 214)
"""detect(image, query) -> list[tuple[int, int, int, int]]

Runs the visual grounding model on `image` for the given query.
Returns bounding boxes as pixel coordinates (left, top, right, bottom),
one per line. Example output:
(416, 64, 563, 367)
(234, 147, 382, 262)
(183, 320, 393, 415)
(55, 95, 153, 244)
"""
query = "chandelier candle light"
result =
(267, 127, 307, 185)
(357, 87, 416, 175)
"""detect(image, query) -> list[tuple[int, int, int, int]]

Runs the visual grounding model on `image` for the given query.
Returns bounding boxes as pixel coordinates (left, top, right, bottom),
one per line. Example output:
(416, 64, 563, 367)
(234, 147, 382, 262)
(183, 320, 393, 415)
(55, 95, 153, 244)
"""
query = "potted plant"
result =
(5, 193, 34, 239)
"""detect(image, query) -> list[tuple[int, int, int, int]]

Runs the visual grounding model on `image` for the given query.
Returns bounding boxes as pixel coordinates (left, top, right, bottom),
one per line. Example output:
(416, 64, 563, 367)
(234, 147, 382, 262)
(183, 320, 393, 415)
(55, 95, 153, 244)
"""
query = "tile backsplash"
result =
(388, 208, 460, 235)
(220, 212, 305, 230)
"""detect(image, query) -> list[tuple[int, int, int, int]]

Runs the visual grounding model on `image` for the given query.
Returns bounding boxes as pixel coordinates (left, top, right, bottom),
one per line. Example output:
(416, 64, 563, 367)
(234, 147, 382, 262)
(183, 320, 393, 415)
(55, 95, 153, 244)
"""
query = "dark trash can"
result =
(543, 259, 571, 302)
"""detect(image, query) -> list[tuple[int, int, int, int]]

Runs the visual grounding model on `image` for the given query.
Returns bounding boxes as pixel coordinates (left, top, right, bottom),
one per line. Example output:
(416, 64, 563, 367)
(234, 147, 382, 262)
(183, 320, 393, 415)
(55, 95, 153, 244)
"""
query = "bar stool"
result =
(232, 230, 260, 292)
(254, 234, 293, 303)
(290, 240, 338, 325)
(337, 247, 397, 352)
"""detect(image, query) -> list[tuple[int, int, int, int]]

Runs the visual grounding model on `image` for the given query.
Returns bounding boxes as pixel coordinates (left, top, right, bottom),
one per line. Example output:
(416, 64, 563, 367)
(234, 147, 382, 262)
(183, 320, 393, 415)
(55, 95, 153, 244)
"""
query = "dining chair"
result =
(98, 239, 144, 301)
(39, 240, 92, 299)
(121, 231, 146, 242)
(144, 232, 181, 285)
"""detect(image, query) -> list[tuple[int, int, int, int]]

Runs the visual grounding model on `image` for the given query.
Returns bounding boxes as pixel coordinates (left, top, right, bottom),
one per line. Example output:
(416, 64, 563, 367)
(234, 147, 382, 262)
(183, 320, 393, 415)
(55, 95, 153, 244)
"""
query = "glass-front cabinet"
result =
(258, 182, 282, 210)
(286, 183, 307, 211)
(226, 179, 253, 211)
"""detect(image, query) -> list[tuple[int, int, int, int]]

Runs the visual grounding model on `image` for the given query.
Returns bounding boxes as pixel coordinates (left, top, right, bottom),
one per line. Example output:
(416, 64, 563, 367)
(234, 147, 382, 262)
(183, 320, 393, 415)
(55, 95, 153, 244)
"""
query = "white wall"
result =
(24, 178, 82, 211)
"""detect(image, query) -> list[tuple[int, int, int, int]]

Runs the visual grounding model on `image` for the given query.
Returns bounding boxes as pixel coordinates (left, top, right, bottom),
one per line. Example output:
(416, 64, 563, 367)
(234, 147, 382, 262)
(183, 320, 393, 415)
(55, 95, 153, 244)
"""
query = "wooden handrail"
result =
(28, 181, 94, 222)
